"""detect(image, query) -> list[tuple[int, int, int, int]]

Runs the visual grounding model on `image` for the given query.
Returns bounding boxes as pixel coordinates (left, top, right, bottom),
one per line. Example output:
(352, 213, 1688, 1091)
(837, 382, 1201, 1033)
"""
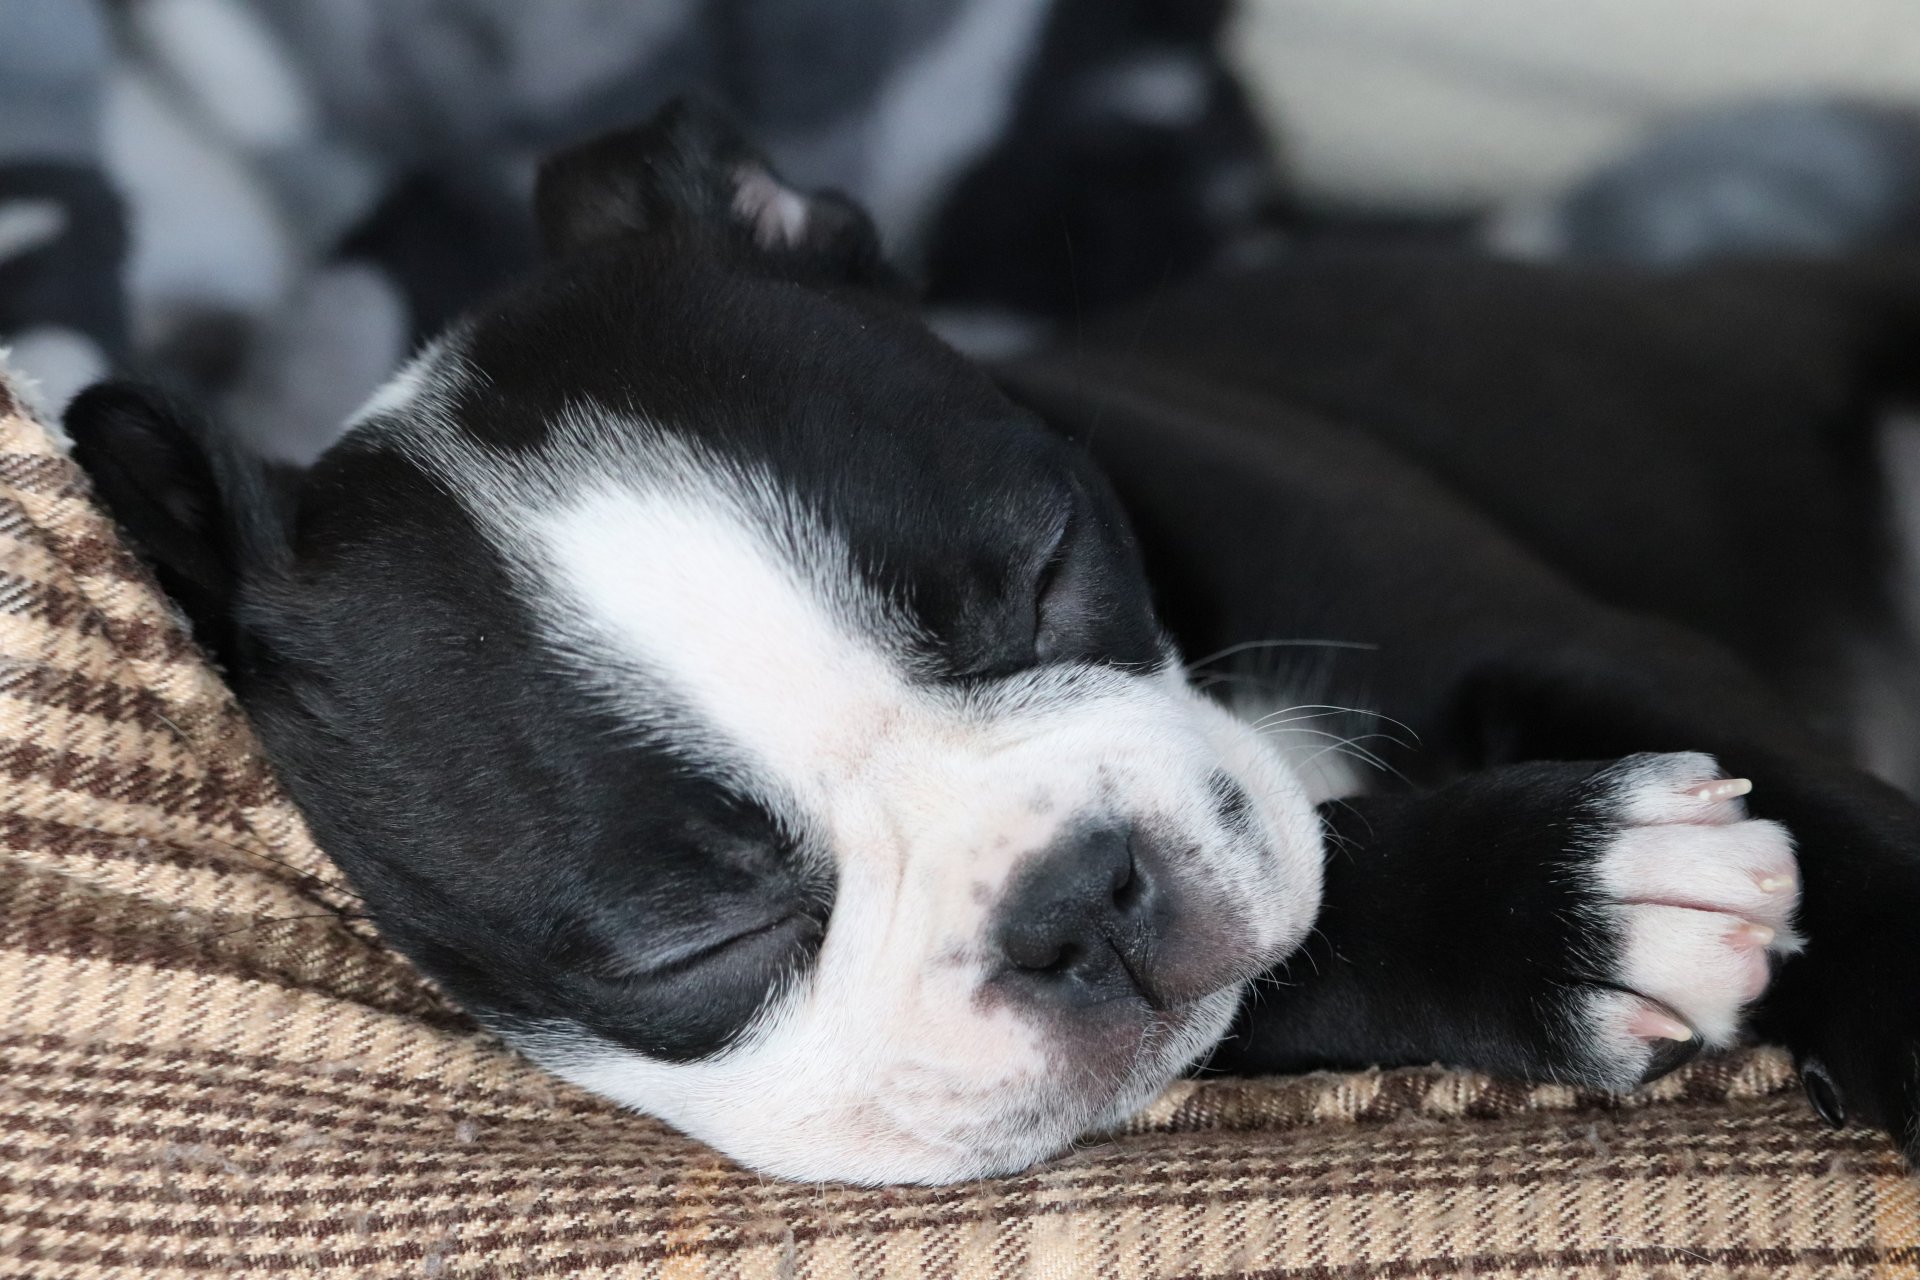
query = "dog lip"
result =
(1132, 944, 1268, 1013)
(1108, 938, 1173, 1011)
(993, 964, 1247, 1023)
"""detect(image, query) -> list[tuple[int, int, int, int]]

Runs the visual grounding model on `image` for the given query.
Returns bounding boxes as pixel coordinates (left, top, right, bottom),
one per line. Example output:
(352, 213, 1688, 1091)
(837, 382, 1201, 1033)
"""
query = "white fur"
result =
(376, 387, 1327, 1183)
(1581, 752, 1801, 1076)
(732, 167, 814, 251)
(1218, 677, 1397, 806)
(347, 350, 437, 431)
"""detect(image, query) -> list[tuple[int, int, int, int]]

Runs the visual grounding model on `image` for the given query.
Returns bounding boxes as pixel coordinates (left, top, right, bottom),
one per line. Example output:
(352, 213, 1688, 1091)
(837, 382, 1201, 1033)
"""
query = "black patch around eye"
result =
(547, 848, 833, 1063)
(546, 786, 835, 1054)
(1030, 512, 1075, 665)
(633, 910, 809, 978)
(250, 494, 843, 1068)
(560, 903, 829, 1061)
(925, 468, 1163, 682)
(1026, 480, 1161, 671)
(900, 495, 1068, 681)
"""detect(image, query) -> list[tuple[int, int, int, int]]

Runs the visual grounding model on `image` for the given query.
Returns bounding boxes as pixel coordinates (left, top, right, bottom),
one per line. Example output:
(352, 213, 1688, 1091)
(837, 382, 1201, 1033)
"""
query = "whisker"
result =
(1293, 927, 1324, 977)
(1327, 797, 1376, 843)
(1183, 637, 1380, 674)
(1259, 724, 1409, 774)
(1299, 736, 1394, 775)
(1245, 707, 1361, 732)
(1188, 670, 1295, 692)
(1296, 736, 1415, 788)
(1249, 702, 1422, 743)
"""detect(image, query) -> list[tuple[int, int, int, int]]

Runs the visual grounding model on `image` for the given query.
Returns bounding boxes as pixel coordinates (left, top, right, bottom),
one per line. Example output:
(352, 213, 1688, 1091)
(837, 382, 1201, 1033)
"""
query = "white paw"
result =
(1577, 752, 1802, 1084)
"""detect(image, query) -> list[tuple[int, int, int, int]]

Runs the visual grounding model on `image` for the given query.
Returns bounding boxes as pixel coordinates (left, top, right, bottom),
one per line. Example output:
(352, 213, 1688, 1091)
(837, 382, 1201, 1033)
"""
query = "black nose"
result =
(995, 825, 1169, 1008)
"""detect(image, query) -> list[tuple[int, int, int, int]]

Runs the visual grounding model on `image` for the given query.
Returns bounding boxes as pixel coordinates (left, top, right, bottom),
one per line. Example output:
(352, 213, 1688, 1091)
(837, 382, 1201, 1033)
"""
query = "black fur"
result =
(998, 253, 1920, 1150)
(1214, 756, 1716, 1086)
(67, 104, 1920, 1167)
(69, 106, 1159, 1067)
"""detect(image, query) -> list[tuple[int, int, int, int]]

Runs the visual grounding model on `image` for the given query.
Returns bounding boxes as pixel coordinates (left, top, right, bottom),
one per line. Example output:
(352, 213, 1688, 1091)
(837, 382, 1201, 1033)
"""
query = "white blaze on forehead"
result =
(534, 480, 914, 778)
(389, 401, 959, 807)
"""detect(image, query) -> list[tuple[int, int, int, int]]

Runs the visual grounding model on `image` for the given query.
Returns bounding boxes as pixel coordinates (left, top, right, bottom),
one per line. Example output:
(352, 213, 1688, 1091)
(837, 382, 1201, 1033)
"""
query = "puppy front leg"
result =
(1212, 752, 1800, 1090)
(1470, 634, 1920, 1158)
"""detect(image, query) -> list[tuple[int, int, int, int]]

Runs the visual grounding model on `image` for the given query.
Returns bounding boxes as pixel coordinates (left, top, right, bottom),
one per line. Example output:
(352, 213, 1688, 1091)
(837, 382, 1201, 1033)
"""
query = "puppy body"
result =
(1000, 252, 1920, 1114)
(65, 108, 1920, 1182)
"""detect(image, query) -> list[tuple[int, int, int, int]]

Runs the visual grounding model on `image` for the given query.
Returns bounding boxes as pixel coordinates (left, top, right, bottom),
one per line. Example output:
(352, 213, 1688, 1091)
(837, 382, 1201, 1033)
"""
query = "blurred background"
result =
(6, 0, 1920, 462)
(1235, 0, 1920, 212)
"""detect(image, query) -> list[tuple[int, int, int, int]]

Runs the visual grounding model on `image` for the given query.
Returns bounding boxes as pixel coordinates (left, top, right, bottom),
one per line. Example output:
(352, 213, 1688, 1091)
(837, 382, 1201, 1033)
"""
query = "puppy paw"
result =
(1568, 752, 1801, 1088)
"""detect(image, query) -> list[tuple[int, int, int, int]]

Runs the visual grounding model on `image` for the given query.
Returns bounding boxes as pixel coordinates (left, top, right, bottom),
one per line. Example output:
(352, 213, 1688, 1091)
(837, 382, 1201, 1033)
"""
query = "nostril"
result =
(1037, 941, 1082, 976)
(994, 824, 1168, 1005)
(1003, 929, 1082, 975)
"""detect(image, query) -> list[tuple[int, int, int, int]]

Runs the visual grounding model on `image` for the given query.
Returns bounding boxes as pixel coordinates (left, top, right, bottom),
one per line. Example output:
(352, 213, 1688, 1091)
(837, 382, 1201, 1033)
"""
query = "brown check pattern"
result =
(2, 369, 1916, 1278)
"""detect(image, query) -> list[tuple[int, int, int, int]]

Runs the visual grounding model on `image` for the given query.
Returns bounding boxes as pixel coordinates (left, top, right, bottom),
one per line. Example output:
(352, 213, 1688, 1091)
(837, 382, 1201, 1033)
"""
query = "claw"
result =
(1638, 1033, 1702, 1085)
(1692, 778, 1754, 801)
(1628, 1006, 1695, 1042)
(1802, 1060, 1847, 1129)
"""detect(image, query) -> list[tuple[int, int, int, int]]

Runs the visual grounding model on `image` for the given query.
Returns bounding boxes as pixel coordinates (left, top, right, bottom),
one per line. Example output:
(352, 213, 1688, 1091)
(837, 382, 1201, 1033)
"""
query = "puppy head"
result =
(68, 101, 1324, 1184)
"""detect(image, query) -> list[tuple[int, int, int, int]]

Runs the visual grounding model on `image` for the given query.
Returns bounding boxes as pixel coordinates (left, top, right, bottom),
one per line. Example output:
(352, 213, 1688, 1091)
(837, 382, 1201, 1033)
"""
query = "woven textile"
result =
(2, 370, 1916, 1278)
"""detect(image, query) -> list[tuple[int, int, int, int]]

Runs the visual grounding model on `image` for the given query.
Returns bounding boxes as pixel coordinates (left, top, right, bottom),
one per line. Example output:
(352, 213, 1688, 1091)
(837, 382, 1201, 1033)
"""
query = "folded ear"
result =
(64, 381, 279, 667)
(534, 98, 895, 287)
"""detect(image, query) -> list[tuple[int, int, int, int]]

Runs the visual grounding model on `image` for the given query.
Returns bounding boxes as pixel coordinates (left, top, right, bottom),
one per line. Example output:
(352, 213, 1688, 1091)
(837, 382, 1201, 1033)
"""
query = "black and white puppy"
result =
(66, 104, 1920, 1184)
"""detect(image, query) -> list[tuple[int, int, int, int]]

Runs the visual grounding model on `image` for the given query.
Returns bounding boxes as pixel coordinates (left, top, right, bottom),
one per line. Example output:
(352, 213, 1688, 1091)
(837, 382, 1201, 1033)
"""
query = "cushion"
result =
(1230, 0, 1920, 210)
(2, 366, 1915, 1278)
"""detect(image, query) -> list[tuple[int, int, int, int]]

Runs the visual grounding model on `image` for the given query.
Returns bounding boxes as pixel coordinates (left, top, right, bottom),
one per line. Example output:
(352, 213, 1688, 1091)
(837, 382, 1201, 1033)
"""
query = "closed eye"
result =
(639, 912, 806, 977)
(603, 907, 824, 983)
(1031, 512, 1075, 665)
(948, 471, 1158, 679)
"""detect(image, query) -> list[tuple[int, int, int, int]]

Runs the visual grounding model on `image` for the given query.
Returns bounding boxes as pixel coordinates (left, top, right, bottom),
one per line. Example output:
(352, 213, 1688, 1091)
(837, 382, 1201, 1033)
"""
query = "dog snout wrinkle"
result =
(994, 824, 1174, 1009)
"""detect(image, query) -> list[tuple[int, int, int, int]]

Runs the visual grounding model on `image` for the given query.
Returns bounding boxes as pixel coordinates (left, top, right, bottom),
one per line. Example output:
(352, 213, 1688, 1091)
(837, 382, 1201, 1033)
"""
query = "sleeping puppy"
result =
(66, 102, 1920, 1183)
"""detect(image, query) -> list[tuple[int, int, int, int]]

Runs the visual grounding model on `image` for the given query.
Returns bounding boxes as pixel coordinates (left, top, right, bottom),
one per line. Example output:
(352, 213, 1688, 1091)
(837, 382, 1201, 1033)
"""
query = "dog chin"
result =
(1083, 984, 1249, 1128)
(523, 979, 1247, 1185)
(826, 1010, 1241, 1185)
(808, 989, 1251, 1186)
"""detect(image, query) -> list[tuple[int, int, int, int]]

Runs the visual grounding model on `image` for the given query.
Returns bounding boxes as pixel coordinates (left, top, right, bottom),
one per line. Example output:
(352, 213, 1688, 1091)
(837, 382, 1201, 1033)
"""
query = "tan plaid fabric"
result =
(2, 370, 1916, 1278)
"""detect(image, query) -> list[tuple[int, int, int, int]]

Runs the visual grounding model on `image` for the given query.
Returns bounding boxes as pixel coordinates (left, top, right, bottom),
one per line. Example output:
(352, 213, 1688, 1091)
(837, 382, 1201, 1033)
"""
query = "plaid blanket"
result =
(2, 367, 1916, 1277)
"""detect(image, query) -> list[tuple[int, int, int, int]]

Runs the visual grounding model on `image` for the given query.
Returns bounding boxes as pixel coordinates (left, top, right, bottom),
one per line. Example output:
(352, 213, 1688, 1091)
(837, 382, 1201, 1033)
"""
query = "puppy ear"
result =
(64, 381, 277, 665)
(534, 98, 892, 285)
